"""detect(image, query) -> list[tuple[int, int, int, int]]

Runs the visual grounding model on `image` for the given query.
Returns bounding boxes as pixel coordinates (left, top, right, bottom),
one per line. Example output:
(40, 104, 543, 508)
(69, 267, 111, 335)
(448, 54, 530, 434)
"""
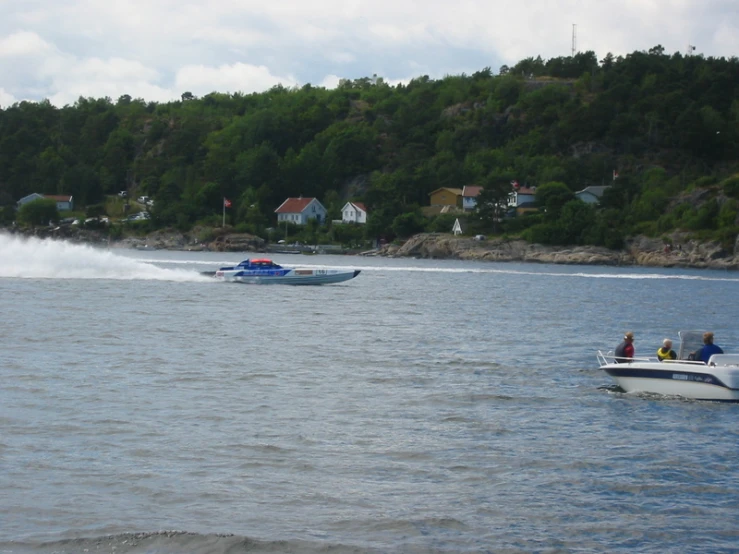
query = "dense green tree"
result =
(476, 178, 512, 233)
(392, 211, 426, 238)
(534, 182, 575, 220)
(17, 199, 59, 227)
(0, 46, 737, 249)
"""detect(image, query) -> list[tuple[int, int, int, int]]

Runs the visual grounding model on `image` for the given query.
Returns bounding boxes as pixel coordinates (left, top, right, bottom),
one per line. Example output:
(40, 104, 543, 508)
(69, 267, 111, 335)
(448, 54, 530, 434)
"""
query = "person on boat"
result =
(692, 332, 724, 363)
(614, 332, 635, 363)
(656, 338, 677, 361)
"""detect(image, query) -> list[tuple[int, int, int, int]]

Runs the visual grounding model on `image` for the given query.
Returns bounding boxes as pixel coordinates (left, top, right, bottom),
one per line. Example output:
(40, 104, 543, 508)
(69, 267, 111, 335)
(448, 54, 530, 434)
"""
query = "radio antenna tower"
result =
(571, 23, 577, 56)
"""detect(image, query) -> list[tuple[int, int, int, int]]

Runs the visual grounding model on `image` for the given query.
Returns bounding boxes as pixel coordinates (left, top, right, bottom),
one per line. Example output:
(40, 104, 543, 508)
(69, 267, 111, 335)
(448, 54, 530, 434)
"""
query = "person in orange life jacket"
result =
(691, 331, 724, 363)
(614, 332, 635, 363)
(657, 338, 676, 361)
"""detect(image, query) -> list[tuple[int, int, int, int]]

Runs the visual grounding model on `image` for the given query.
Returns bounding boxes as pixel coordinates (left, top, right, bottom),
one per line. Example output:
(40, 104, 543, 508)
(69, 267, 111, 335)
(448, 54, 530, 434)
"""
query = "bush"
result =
(86, 203, 107, 218)
(391, 211, 426, 238)
(331, 222, 364, 246)
(108, 225, 124, 240)
(722, 175, 739, 199)
(693, 175, 719, 188)
(427, 214, 460, 233)
(197, 227, 217, 243)
(17, 199, 59, 227)
(0, 206, 15, 225)
(522, 223, 567, 245)
(504, 213, 544, 233)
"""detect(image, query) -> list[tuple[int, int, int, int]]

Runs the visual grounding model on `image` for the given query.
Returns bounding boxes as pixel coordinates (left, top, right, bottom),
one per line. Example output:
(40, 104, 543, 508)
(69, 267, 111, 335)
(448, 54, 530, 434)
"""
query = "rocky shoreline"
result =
(370, 232, 739, 270)
(6, 226, 739, 270)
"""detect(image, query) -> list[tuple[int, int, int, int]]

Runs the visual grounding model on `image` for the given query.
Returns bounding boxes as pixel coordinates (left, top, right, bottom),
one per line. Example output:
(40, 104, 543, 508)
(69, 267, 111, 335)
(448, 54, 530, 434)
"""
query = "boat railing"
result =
(597, 350, 656, 367)
(597, 350, 708, 367)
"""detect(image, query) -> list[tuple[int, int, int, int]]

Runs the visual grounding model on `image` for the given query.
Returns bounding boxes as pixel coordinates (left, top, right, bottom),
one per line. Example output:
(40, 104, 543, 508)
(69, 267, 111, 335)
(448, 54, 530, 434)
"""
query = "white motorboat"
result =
(597, 330, 739, 402)
(210, 258, 360, 285)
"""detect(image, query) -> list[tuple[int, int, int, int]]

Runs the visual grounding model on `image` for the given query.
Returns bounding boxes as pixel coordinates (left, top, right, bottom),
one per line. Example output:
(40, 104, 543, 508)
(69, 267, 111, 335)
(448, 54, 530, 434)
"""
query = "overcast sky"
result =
(0, 0, 737, 108)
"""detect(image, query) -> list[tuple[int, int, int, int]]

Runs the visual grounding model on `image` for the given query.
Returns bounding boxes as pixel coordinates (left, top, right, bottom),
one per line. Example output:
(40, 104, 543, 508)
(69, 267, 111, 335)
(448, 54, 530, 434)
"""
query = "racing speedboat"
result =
(212, 258, 360, 285)
(597, 330, 739, 401)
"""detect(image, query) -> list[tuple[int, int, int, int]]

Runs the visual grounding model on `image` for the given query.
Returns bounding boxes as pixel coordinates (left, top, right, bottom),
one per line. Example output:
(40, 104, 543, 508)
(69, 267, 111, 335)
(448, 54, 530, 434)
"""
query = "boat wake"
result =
(142, 258, 739, 281)
(0, 234, 211, 282)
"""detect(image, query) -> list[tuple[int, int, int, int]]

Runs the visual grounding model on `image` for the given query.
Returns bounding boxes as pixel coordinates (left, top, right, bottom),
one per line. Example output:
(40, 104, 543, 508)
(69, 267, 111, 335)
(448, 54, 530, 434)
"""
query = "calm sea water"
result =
(2, 233, 739, 554)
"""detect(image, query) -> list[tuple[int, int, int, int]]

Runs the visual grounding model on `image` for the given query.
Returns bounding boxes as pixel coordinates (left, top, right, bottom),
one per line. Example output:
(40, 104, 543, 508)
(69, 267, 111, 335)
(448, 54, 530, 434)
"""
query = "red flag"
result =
(224, 198, 232, 208)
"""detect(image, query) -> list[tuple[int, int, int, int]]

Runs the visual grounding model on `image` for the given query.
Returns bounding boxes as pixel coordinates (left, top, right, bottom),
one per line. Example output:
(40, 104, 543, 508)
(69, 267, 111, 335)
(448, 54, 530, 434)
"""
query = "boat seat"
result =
(707, 354, 739, 367)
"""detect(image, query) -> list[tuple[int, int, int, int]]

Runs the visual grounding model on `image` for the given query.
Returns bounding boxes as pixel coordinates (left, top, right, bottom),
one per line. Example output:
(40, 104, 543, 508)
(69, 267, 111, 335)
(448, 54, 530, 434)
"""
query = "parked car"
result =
(126, 212, 150, 221)
(118, 191, 127, 198)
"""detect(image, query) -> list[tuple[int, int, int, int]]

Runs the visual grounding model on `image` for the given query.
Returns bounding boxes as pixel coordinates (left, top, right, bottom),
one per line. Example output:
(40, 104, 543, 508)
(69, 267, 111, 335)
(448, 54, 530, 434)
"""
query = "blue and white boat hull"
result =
(212, 259, 360, 285)
(598, 354, 739, 402)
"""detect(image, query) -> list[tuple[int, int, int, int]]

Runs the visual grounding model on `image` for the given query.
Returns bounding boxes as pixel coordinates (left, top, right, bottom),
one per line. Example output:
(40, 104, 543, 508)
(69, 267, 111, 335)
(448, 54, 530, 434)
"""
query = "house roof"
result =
(344, 201, 367, 213)
(429, 187, 463, 196)
(45, 195, 73, 202)
(514, 187, 536, 195)
(462, 186, 483, 198)
(18, 193, 44, 202)
(275, 197, 318, 213)
(576, 185, 610, 197)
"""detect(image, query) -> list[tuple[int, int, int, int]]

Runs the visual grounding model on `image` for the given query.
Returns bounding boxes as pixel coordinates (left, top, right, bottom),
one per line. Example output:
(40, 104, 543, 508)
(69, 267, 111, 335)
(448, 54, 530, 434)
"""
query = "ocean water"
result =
(1, 232, 739, 554)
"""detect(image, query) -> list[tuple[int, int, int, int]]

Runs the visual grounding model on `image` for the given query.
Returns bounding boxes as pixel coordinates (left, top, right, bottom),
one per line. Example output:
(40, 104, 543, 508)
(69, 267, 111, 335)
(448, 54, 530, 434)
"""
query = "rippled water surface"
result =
(2, 234, 739, 553)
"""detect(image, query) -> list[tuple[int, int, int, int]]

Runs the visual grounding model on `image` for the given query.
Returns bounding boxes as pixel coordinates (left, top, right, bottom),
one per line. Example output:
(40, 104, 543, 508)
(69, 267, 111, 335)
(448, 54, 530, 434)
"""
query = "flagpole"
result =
(222, 198, 225, 227)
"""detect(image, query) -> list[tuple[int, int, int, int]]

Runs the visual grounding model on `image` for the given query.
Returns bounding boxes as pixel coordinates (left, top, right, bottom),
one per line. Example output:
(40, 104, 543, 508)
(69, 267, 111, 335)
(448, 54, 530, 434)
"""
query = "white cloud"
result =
(46, 57, 171, 106)
(174, 63, 298, 96)
(0, 87, 18, 107)
(0, 0, 736, 106)
(325, 51, 356, 64)
(318, 74, 342, 89)
(0, 30, 52, 57)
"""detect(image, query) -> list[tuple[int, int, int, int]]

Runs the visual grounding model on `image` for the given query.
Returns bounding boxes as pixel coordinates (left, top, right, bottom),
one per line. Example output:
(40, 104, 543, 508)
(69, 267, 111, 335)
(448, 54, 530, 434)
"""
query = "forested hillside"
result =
(1, 46, 738, 249)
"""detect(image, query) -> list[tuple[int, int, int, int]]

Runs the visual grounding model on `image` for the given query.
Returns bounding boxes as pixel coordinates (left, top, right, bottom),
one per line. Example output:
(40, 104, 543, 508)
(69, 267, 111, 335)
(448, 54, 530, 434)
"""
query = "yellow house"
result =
(429, 188, 463, 207)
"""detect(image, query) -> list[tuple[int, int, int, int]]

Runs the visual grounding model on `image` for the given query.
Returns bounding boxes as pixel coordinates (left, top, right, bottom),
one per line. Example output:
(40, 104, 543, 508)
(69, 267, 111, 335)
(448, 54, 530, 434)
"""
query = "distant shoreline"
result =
(4, 227, 739, 271)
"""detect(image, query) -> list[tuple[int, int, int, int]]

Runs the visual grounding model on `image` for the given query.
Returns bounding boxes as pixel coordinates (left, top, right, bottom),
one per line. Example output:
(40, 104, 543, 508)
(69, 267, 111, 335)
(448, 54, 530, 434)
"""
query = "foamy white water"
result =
(0, 234, 211, 282)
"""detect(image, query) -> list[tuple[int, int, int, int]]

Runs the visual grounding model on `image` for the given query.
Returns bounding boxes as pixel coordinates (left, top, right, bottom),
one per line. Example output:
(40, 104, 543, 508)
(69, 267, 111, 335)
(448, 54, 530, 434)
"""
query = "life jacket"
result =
(657, 347, 676, 361)
(615, 341, 634, 363)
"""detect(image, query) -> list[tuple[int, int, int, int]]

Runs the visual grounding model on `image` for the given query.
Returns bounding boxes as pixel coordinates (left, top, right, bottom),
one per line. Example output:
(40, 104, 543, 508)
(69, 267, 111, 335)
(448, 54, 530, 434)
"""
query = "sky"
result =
(0, 0, 737, 108)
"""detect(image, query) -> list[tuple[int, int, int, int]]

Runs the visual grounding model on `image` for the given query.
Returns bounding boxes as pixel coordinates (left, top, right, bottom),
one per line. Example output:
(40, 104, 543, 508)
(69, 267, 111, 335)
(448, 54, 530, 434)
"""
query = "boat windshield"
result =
(678, 330, 707, 360)
(238, 259, 282, 269)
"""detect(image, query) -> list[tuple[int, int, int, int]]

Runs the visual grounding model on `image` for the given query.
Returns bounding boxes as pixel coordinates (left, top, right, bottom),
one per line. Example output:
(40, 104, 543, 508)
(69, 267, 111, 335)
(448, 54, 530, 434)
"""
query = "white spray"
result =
(0, 233, 211, 282)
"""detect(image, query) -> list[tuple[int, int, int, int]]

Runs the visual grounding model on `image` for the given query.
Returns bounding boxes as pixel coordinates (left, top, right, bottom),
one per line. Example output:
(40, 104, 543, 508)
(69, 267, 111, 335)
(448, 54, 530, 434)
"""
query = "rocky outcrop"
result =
(379, 233, 739, 270)
(626, 233, 739, 269)
(209, 233, 265, 252)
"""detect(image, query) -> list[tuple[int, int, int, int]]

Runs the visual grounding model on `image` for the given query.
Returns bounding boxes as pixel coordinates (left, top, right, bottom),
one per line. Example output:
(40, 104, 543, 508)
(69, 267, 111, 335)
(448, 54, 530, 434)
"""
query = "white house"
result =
(341, 202, 367, 224)
(274, 197, 327, 225)
(17, 193, 74, 211)
(508, 185, 536, 208)
(575, 185, 610, 204)
(46, 195, 74, 211)
(462, 186, 483, 211)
